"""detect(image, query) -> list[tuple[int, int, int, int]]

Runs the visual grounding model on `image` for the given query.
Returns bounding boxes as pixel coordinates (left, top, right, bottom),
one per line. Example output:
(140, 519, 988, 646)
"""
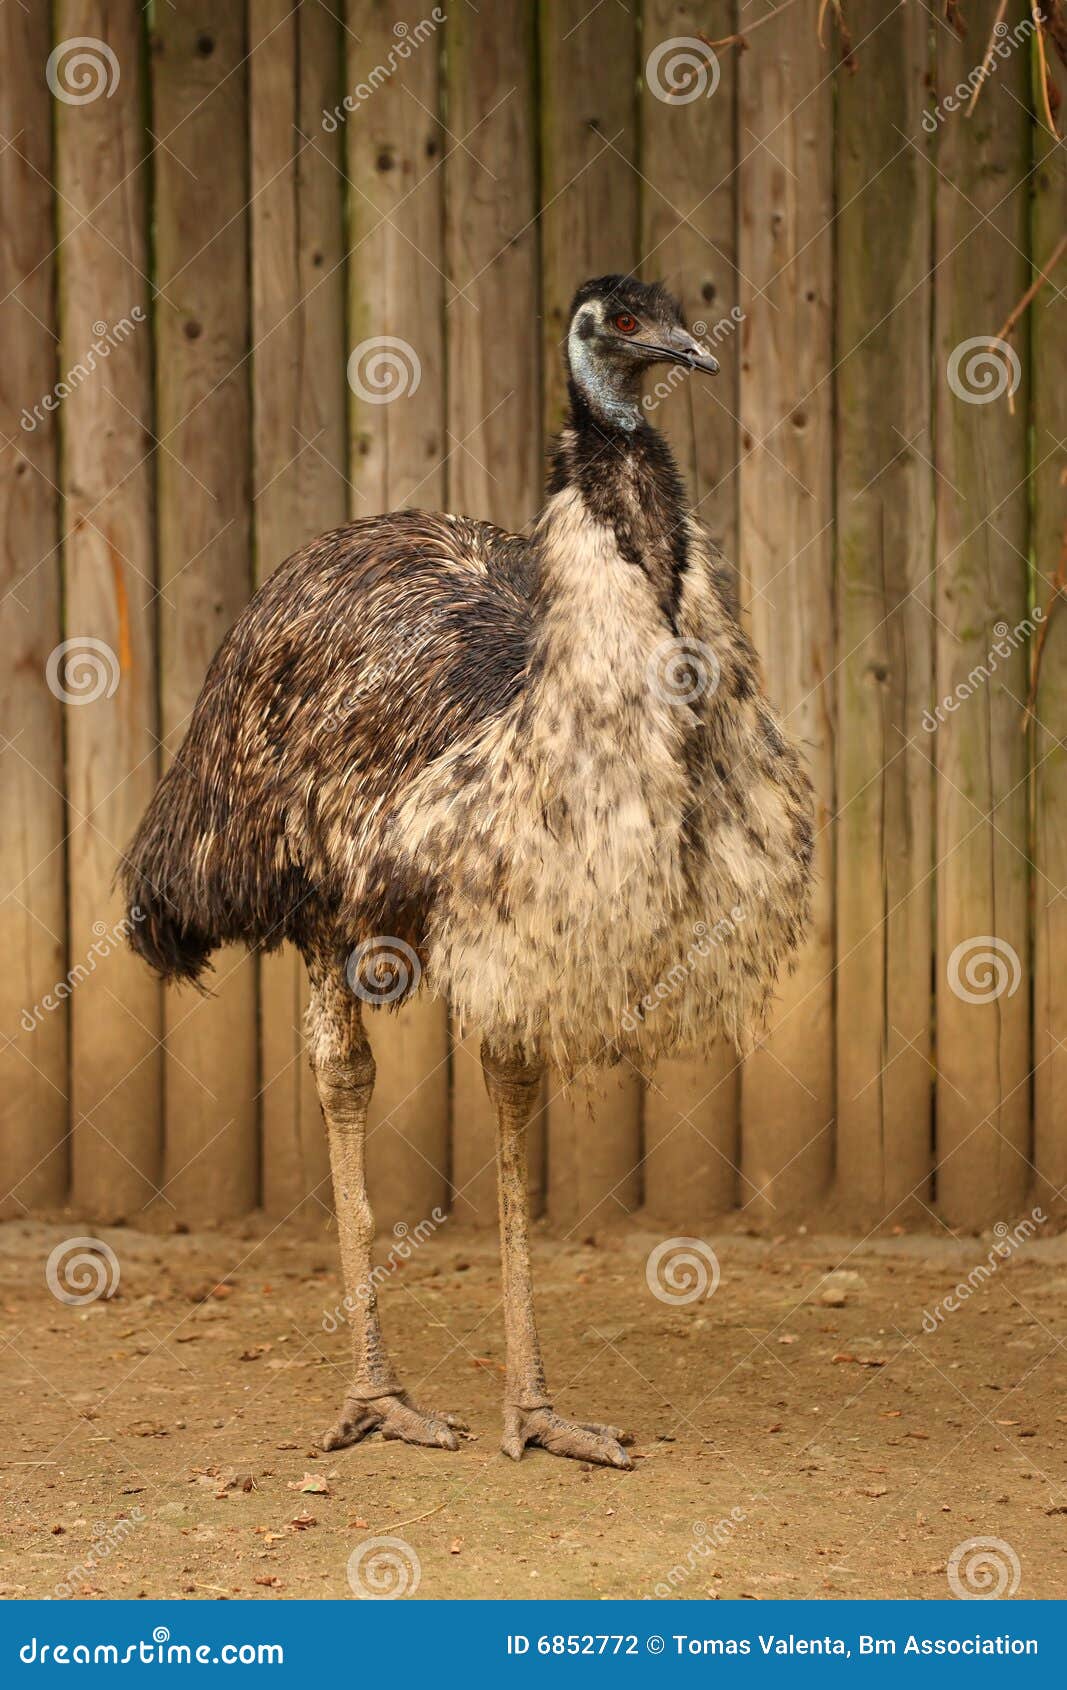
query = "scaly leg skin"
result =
(483, 1042, 634, 1470)
(309, 968, 466, 1453)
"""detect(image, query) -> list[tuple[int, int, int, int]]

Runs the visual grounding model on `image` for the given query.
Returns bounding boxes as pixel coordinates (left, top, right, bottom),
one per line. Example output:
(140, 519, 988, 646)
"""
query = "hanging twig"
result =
(946, 0, 968, 40)
(994, 231, 1067, 343)
(1034, 0, 1063, 135)
(701, 0, 802, 52)
(1044, 0, 1067, 66)
(988, 231, 1067, 415)
(966, 0, 1009, 113)
(828, 0, 858, 69)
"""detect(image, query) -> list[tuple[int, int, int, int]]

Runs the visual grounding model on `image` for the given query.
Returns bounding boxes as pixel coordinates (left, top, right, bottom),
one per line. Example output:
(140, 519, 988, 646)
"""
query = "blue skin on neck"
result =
(567, 316, 642, 434)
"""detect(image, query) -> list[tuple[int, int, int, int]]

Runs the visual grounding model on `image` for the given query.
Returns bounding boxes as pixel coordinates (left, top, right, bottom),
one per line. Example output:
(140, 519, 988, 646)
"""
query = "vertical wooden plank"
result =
(0, 2, 68, 1216)
(444, 0, 542, 1225)
(539, 0, 642, 1232)
(55, 0, 162, 1222)
(834, 0, 933, 1217)
(345, 0, 450, 1230)
(1031, 47, 1066, 1212)
(251, 0, 348, 1219)
(152, 3, 258, 1220)
(640, 0, 741, 1222)
(737, 18, 834, 1216)
(933, 4, 1030, 1227)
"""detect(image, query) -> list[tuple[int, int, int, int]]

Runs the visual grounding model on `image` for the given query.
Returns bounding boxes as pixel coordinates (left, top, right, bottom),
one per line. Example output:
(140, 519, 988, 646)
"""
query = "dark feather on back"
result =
(122, 512, 535, 983)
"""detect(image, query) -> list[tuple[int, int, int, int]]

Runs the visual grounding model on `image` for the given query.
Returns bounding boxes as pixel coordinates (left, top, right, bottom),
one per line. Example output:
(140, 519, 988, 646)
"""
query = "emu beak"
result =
(634, 323, 719, 375)
(666, 324, 719, 374)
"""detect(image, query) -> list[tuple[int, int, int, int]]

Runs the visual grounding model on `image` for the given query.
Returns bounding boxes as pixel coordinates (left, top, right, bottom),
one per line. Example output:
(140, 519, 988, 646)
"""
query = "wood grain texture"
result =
(57, 0, 162, 1222)
(736, 17, 835, 1218)
(1031, 49, 1067, 1214)
(834, 0, 934, 1218)
(345, 0, 450, 1230)
(539, 0, 642, 1229)
(444, 0, 542, 1225)
(3, 10, 1062, 1236)
(152, 2, 258, 1221)
(640, 0, 741, 1221)
(250, 0, 348, 1221)
(932, 4, 1031, 1228)
(0, 0, 69, 1217)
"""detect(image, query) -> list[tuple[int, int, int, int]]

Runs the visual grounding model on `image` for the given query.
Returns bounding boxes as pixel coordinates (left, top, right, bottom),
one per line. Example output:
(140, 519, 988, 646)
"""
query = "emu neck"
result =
(538, 384, 692, 630)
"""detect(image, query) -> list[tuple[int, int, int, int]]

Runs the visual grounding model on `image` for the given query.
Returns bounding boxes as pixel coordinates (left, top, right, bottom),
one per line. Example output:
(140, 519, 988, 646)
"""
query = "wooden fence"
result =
(1, 0, 1064, 1236)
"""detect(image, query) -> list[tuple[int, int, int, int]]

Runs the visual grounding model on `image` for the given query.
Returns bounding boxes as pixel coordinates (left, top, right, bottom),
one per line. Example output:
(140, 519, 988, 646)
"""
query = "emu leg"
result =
(310, 973, 465, 1452)
(483, 1042, 633, 1470)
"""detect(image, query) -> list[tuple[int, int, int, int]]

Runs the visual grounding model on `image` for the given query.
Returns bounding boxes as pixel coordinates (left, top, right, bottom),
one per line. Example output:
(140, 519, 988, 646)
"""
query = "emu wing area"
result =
(192, 511, 535, 954)
(250, 510, 532, 767)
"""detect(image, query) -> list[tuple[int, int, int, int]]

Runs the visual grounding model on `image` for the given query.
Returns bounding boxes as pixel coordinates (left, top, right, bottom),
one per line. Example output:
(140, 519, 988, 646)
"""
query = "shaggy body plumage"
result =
(123, 435, 810, 1074)
(123, 277, 814, 1468)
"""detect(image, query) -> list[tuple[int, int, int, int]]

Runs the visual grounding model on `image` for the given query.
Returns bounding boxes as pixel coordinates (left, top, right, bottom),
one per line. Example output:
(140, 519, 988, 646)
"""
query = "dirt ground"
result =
(2, 1213, 1066, 1601)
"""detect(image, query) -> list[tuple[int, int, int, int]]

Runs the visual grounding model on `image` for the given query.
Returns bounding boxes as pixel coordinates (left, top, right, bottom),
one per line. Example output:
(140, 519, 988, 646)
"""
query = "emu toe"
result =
(322, 1392, 468, 1453)
(502, 1405, 634, 1469)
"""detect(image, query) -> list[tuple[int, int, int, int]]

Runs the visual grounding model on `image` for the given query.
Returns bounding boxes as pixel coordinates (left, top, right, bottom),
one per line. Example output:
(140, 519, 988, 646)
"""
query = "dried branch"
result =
(1034, 1, 1062, 135)
(966, 0, 1009, 114)
(707, 0, 855, 67)
(990, 232, 1067, 415)
(1041, 0, 1067, 67)
(994, 231, 1067, 344)
(701, 0, 801, 52)
(946, 0, 968, 40)
(828, 0, 859, 70)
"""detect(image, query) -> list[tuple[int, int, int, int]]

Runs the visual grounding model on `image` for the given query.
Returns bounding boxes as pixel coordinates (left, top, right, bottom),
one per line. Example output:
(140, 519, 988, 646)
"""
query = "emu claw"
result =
(502, 1405, 634, 1469)
(323, 1391, 467, 1452)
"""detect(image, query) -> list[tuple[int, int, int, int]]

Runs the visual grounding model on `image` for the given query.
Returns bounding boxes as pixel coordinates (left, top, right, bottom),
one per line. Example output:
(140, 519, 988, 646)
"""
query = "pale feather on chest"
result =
(395, 496, 688, 911)
(375, 490, 810, 1071)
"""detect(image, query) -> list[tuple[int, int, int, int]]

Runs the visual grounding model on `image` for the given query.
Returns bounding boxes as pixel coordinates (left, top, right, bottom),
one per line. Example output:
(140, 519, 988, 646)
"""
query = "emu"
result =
(124, 277, 813, 1470)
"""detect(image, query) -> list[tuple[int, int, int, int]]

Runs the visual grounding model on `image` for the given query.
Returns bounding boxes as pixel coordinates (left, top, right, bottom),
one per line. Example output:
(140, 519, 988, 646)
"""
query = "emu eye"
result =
(614, 312, 638, 334)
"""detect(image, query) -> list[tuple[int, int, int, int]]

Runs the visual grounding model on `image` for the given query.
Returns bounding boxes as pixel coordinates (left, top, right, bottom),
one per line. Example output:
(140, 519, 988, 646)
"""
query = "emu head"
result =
(565, 275, 718, 432)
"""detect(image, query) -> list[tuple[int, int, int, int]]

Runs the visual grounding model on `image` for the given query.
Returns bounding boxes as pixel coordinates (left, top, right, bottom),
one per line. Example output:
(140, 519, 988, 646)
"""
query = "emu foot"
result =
(322, 1391, 468, 1453)
(502, 1404, 634, 1469)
